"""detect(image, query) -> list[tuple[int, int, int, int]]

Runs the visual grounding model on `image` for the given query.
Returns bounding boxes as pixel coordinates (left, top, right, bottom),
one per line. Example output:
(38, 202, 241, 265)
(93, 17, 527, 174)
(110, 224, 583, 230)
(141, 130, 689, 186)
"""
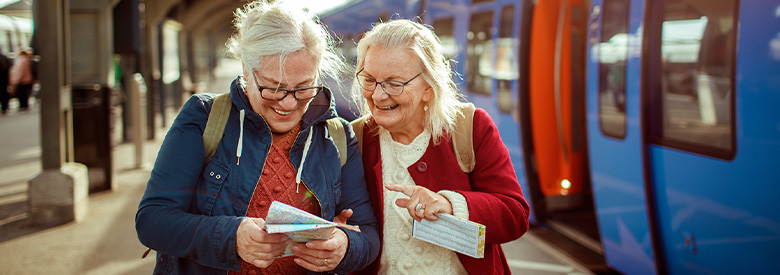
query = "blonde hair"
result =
(227, 0, 347, 81)
(351, 19, 463, 144)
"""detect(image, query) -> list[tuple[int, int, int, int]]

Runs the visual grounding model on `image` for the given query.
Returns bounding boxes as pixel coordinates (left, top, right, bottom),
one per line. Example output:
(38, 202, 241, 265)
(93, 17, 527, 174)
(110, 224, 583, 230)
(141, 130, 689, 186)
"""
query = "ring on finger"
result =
(323, 258, 328, 266)
(415, 203, 424, 212)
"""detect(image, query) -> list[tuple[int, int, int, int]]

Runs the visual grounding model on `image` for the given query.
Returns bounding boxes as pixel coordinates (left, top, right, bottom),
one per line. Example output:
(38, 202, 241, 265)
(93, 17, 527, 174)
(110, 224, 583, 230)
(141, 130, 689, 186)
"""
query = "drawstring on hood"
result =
(296, 126, 314, 193)
(237, 109, 245, 165)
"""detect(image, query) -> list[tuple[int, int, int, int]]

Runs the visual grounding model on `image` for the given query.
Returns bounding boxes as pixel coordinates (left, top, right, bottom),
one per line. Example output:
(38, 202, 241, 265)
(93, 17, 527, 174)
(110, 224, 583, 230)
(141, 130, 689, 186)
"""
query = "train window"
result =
(471, 0, 495, 4)
(496, 5, 517, 114)
(432, 17, 457, 60)
(343, 34, 357, 65)
(5, 31, 11, 54)
(378, 12, 390, 23)
(597, 0, 629, 138)
(653, 0, 737, 157)
(466, 10, 494, 96)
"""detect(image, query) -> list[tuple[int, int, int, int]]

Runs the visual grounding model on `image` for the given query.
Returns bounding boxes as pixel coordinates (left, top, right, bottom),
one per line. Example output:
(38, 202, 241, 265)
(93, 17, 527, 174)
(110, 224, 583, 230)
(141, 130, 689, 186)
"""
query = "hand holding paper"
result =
(236, 217, 292, 268)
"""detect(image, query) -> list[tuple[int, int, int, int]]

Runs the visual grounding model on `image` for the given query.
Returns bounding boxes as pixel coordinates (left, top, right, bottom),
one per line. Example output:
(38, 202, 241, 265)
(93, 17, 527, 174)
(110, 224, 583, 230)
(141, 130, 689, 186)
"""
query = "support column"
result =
(29, 0, 89, 226)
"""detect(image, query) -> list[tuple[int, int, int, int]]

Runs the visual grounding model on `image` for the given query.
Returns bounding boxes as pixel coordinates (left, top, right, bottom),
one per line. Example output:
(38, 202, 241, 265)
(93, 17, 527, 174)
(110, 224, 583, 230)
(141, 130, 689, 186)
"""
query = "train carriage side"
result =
(588, 0, 780, 274)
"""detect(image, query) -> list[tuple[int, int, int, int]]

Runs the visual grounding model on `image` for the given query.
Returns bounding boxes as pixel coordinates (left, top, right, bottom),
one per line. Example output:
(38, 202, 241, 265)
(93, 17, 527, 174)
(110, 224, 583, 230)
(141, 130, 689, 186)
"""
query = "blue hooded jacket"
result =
(136, 77, 379, 274)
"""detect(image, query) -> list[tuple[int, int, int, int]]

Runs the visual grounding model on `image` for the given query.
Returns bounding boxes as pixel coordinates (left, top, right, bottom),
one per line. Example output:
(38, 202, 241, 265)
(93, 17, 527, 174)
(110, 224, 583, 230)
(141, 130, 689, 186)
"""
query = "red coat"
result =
(357, 108, 530, 275)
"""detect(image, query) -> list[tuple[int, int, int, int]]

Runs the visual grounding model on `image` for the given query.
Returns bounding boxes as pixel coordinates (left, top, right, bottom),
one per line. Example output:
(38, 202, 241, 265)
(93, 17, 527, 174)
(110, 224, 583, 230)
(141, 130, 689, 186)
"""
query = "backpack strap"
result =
(326, 118, 347, 167)
(451, 103, 476, 173)
(350, 115, 370, 155)
(202, 93, 232, 165)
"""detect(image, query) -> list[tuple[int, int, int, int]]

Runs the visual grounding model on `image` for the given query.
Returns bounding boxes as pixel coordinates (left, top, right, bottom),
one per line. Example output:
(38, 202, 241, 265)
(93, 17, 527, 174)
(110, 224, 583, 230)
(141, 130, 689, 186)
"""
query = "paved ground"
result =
(0, 66, 592, 275)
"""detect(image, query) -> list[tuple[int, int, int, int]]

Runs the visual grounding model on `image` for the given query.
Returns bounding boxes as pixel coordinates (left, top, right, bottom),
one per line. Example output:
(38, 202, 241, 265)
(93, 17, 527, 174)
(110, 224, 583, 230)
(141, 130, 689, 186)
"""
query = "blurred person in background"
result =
(0, 50, 10, 114)
(9, 49, 33, 111)
(135, 1, 379, 274)
(348, 19, 530, 274)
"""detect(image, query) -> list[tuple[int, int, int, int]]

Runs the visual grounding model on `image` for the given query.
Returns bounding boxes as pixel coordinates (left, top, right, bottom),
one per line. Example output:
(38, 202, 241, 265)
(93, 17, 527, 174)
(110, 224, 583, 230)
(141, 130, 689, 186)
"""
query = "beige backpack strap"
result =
(326, 118, 347, 167)
(452, 102, 476, 173)
(350, 115, 369, 155)
(202, 93, 232, 165)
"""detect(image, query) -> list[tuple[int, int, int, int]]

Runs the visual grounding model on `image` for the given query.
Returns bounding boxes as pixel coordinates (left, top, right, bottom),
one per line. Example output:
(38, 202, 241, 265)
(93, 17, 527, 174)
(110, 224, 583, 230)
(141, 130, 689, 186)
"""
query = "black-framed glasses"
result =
(356, 68, 422, 96)
(252, 74, 323, 101)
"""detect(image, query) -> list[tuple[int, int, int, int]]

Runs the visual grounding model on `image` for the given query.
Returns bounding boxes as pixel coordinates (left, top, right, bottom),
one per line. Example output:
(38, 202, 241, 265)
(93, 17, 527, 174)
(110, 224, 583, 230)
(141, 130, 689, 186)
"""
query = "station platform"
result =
(0, 99, 592, 275)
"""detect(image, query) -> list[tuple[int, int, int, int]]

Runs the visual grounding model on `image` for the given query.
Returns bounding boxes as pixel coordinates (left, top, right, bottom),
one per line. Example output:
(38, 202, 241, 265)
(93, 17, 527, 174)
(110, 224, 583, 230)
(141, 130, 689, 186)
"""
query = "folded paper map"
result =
(264, 201, 336, 257)
(412, 213, 486, 258)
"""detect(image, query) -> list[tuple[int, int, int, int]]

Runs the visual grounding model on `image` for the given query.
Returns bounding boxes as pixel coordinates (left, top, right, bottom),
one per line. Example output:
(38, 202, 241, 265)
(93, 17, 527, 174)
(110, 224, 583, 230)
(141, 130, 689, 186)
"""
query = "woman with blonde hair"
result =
(348, 19, 531, 274)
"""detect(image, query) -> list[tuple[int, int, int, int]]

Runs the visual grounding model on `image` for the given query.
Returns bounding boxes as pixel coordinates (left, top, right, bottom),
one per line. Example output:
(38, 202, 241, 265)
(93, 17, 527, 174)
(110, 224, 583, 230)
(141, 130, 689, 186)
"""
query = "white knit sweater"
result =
(377, 130, 469, 275)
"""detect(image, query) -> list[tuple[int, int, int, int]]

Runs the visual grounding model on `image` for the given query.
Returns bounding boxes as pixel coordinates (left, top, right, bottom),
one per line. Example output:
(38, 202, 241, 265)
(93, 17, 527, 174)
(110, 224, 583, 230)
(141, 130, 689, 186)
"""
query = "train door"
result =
(644, 0, 780, 273)
(526, 0, 604, 258)
(586, 0, 659, 274)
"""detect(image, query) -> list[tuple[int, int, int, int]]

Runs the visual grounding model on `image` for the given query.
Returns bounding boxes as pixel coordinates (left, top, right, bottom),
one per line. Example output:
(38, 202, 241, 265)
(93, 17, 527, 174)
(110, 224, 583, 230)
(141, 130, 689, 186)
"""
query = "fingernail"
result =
(292, 246, 299, 252)
(306, 242, 314, 248)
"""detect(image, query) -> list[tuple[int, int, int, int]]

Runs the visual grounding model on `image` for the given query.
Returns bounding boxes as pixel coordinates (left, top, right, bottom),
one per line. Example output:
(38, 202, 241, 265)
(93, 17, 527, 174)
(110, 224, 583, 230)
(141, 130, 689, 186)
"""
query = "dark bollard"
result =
(71, 84, 114, 193)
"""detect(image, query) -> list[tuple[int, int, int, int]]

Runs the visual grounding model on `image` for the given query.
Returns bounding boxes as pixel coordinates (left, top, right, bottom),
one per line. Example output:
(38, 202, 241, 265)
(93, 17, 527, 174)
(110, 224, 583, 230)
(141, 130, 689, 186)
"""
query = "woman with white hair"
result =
(136, 1, 379, 274)
(349, 19, 530, 274)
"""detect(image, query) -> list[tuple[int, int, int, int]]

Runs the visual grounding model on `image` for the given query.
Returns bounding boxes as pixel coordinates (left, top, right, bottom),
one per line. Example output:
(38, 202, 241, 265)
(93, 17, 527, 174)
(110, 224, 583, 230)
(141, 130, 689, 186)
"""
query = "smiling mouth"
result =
(377, 104, 399, 111)
(274, 108, 293, 115)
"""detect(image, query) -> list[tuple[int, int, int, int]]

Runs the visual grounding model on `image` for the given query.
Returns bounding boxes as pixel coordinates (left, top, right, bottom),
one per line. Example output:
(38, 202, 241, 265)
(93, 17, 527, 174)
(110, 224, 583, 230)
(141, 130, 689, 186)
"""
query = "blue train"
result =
(321, 0, 780, 274)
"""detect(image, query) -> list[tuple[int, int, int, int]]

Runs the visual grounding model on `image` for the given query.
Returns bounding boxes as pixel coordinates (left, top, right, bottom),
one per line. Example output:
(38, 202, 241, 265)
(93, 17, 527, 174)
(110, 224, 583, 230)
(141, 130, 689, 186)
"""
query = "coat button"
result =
(404, 262, 413, 269)
(416, 162, 428, 173)
(273, 186, 283, 193)
(259, 201, 269, 207)
(285, 172, 294, 179)
(215, 174, 221, 180)
(209, 171, 215, 176)
(274, 157, 282, 163)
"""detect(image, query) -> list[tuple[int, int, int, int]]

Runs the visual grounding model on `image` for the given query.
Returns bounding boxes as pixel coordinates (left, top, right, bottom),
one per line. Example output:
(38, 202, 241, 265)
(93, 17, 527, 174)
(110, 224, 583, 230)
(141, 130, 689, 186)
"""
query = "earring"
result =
(424, 105, 428, 111)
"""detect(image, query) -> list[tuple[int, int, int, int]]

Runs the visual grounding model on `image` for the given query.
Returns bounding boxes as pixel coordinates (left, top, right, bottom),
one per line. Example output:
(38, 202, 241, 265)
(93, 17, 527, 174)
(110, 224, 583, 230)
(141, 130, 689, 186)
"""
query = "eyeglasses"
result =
(252, 74, 323, 101)
(356, 69, 422, 96)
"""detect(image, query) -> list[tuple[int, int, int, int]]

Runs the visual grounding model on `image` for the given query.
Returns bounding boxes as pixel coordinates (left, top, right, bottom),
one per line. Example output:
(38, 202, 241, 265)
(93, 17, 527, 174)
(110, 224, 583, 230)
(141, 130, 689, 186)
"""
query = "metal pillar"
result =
(29, 0, 90, 226)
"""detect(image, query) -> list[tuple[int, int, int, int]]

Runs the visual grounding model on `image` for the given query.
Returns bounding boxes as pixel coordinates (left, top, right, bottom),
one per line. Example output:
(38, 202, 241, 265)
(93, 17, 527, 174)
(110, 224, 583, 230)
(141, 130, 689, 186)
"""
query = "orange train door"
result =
(528, 0, 587, 210)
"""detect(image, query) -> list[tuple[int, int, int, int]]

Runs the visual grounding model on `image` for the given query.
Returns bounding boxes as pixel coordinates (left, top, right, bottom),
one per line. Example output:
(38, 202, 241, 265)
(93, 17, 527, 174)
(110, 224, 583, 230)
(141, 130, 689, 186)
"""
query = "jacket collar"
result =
(228, 76, 337, 131)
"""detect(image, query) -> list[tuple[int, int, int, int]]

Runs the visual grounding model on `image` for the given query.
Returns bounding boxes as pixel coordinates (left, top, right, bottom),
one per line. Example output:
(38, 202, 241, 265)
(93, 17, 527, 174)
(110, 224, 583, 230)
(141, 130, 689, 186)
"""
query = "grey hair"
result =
(351, 19, 464, 144)
(227, 0, 347, 82)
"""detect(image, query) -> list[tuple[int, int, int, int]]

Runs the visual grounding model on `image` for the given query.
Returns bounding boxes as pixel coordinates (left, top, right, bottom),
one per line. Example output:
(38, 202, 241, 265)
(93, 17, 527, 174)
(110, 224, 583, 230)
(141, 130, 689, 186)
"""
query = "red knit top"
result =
(230, 123, 321, 275)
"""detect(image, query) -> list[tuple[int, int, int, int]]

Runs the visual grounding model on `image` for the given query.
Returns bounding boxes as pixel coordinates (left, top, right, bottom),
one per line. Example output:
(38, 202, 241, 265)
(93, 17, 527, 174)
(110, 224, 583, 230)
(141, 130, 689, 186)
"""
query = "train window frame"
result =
(466, 10, 495, 96)
(471, 0, 495, 5)
(645, 0, 739, 160)
(432, 16, 457, 61)
(496, 4, 517, 114)
(597, 0, 630, 139)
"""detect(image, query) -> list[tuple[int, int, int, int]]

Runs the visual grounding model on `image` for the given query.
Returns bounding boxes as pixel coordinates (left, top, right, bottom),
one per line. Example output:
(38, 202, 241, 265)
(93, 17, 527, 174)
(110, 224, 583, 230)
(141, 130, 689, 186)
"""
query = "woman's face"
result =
(361, 46, 433, 139)
(244, 50, 319, 133)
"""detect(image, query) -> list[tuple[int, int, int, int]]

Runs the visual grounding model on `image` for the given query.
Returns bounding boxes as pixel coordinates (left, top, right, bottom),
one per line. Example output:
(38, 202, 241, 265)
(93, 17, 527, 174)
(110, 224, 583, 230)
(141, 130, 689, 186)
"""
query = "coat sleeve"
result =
(458, 108, 530, 244)
(135, 94, 243, 271)
(330, 118, 381, 274)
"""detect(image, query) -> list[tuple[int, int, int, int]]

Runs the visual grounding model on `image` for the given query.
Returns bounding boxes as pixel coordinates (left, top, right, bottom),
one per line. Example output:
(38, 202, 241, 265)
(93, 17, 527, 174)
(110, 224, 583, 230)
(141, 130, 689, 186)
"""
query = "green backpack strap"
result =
(202, 93, 232, 165)
(326, 118, 348, 167)
(452, 102, 476, 173)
